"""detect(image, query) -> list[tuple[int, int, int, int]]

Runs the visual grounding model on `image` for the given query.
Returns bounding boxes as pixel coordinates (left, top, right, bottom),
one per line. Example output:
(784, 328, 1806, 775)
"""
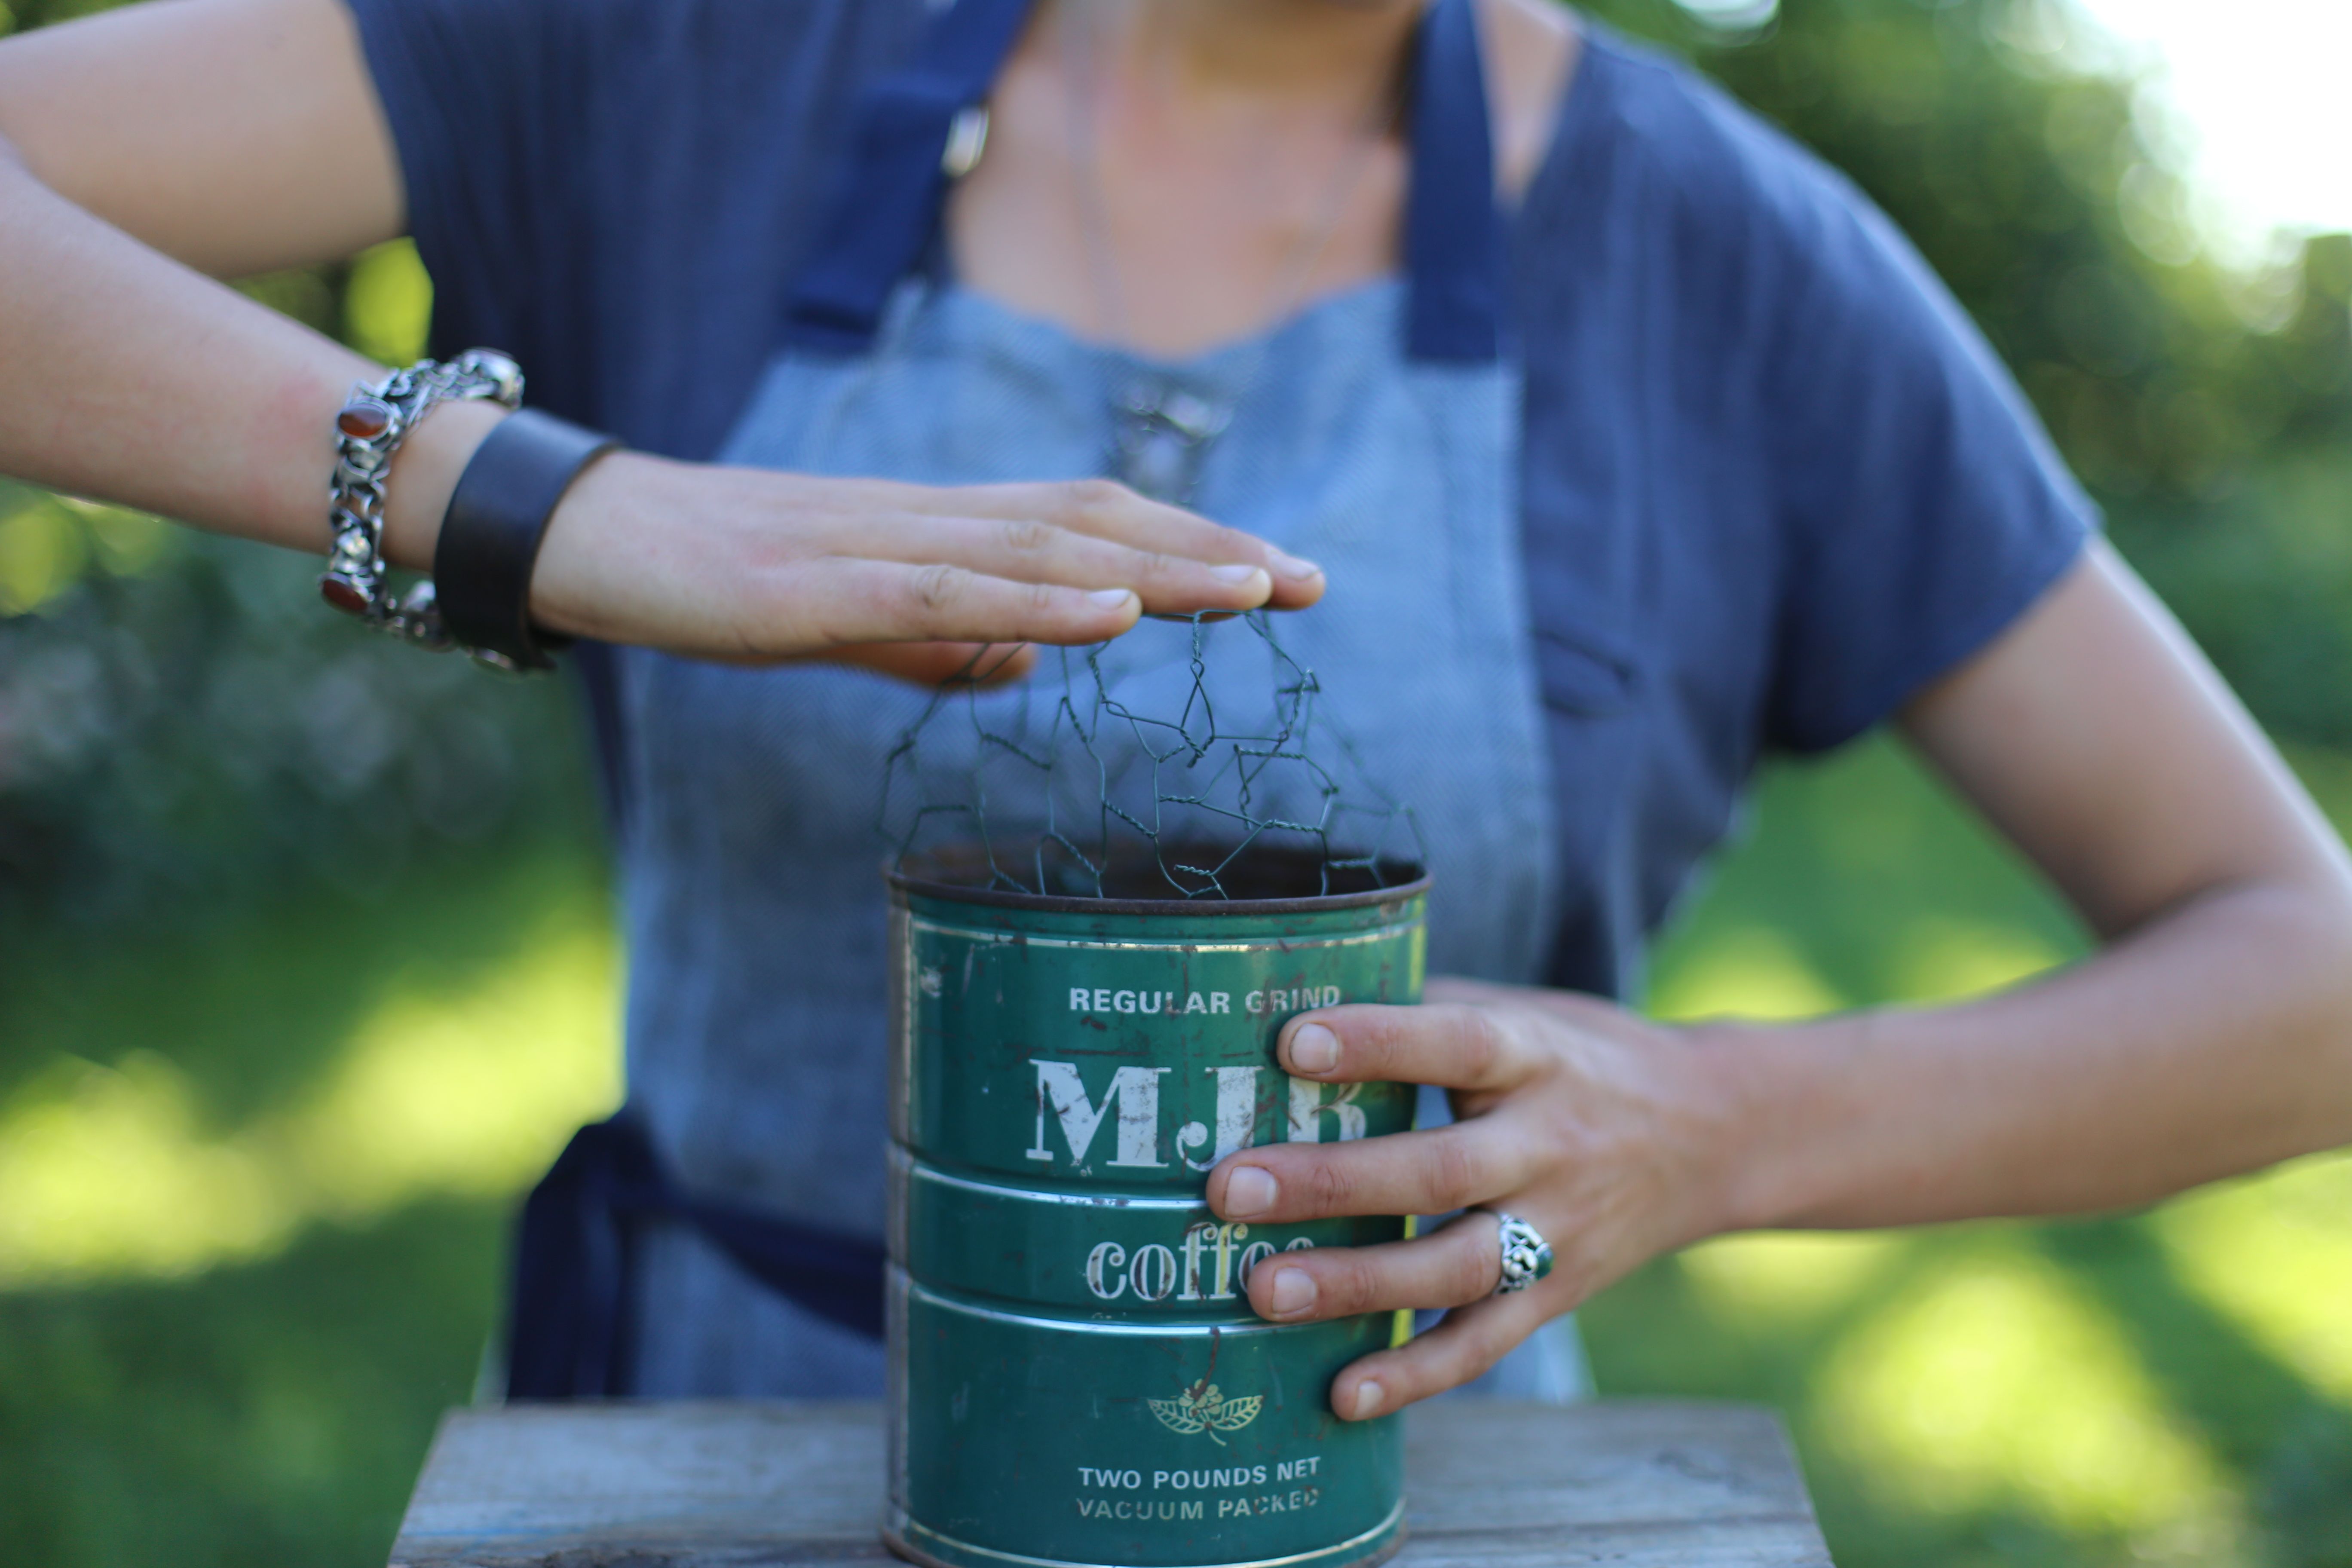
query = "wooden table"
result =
(387, 1400, 1831, 1567)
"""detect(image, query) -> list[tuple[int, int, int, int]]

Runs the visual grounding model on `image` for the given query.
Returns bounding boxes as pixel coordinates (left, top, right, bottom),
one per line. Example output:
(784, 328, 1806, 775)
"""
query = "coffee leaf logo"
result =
(1149, 1383, 1262, 1446)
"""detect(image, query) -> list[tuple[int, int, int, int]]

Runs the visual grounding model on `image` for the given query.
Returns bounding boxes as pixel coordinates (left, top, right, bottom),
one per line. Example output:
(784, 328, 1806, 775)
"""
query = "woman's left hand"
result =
(1205, 975, 1741, 1420)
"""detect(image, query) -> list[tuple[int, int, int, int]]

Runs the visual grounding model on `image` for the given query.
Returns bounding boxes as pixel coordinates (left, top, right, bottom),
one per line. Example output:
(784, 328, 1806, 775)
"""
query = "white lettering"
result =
(1130, 1243, 1178, 1301)
(1212, 1222, 1247, 1300)
(1178, 1066, 1261, 1172)
(1027, 1060, 1170, 1167)
(1084, 1243, 1129, 1300)
(1286, 1076, 1367, 1142)
(1245, 990, 1264, 1015)
(1078, 1228, 1308, 1303)
(1075, 1497, 1192, 1520)
(1064, 986, 1232, 1018)
(1237, 1240, 1276, 1289)
(1177, 1222, 1213, 1302)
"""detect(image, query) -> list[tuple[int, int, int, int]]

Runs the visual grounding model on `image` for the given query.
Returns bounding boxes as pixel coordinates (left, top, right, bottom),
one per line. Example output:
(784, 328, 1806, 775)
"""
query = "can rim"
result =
(885, 863, 1430, 918)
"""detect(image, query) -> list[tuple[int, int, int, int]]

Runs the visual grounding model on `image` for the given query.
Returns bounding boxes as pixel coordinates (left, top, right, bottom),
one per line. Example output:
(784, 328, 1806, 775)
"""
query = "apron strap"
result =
(782, 0, 1036, 353)
(1404, 0, 1503, 363)
(781, 0, 1504, 364)
(504, 1109, 885, 1400)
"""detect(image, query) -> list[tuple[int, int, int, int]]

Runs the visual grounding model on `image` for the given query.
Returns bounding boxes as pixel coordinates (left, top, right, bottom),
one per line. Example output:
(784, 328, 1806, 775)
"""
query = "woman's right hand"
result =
(521, 451, 1326, 668)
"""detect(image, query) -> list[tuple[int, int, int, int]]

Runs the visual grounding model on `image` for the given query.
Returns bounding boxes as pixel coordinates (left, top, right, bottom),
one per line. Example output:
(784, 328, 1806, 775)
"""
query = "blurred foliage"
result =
(1620, 736, 2352, 1568)
(3, 0, 539, 937)
(0, 480, 591, 929)
(3, 1, 2351, 1568)
(0, 223, 582, 925)
(4, 738, 2348, 1568)
(1586, 0, 2352, 746)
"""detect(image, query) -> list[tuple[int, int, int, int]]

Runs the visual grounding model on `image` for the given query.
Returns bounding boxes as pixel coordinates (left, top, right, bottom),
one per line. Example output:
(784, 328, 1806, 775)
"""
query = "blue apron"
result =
(506, 0, 1587, 1406)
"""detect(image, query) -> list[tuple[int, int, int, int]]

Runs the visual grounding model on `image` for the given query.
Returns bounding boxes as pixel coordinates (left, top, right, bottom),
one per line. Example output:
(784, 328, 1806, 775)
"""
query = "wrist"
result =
(377, 397, 510, 570)
(1672, 1012, 1870, 1235)
(519, 447, 668, 641)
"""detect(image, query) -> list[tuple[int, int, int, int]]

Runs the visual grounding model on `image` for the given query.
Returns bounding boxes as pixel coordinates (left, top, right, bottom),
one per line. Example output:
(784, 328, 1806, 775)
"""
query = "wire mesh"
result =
(880, 611, 1422, 899)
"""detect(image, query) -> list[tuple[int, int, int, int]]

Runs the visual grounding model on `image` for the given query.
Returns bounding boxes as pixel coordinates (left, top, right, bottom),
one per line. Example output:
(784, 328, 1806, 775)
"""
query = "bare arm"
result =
(1716, 541, 2352, 1224)
(0, 0, 419, 555)
(0, 0, 1322, 664)
(1196, 543, 2352, 1415)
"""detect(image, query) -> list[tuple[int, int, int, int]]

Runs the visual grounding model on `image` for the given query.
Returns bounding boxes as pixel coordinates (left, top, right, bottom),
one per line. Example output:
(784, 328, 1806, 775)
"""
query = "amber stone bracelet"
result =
(320, 351, 522, 651)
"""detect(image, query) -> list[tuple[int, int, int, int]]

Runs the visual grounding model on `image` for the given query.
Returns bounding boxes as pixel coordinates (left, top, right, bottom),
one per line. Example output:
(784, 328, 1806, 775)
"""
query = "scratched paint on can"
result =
(885, 854, 1427, 1568)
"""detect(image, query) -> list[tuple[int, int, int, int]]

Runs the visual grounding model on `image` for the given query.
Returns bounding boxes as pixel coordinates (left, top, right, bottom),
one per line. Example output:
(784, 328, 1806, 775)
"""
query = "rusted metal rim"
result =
(886, 840, 1429, 918)
(883, 1505, 1409, 1568)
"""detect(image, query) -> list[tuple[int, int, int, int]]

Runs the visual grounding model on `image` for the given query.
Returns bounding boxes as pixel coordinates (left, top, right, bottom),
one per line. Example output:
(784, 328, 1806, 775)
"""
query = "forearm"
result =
(0, 144, 492, 567)
(1709, 871, 2352, 1231)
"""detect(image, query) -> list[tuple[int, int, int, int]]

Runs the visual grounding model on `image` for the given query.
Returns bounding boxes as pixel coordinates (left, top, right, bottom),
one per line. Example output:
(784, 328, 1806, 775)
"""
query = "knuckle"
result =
(908, 563, 966, 615)
(1323, 1254, 1381, 1315)
(1348, 1012, 1407, 1078)
(1303, 1159, 1357, 1216)
(998, 517, 1055, 554)
(1063, 477, 1129, 518)
(1448, 1229, 1500, 1301)
(1428, 1132, 1482, 1207)
(1454, 1322, 1512, 1382)
(1455, 1008, 1508, 1084)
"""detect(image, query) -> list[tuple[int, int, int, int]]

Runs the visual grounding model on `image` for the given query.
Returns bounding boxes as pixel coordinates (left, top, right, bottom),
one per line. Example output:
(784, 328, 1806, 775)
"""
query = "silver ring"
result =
(1487, 1211, 1554, 1296)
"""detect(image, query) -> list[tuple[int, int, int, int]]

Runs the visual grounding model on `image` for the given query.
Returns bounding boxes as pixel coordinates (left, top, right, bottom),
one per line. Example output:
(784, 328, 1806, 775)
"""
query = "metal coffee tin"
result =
(884, 851, 1427, 1568)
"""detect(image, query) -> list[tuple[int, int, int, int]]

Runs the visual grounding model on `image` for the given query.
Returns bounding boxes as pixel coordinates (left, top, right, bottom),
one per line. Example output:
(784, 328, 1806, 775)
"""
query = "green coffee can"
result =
(883, 845, 1428, 1568)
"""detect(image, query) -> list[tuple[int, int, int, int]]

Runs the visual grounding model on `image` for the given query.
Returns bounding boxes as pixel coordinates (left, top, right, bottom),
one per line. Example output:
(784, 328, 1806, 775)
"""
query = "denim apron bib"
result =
(505, 0, 1586, 1406)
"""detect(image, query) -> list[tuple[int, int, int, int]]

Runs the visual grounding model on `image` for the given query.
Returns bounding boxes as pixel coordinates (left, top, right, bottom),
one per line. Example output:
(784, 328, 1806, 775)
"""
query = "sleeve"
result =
(1749, 135, 2098, 754)
(340, 0, 612, 379)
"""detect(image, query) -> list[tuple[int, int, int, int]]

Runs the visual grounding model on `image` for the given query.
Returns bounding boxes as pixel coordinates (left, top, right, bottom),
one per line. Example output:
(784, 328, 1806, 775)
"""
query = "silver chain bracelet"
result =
(319, 349, 524, 658)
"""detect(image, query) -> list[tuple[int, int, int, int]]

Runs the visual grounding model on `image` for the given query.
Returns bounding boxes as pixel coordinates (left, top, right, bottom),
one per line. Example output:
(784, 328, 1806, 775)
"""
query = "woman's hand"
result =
(1, 2, 1320, 677)
(1205, 976, 1741, 1420)
(520, 453, 1324, 670)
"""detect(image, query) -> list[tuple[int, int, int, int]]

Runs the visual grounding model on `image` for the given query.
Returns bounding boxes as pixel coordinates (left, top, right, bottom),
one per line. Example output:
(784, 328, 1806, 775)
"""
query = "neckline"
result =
(784, 0, 1565, 362)
(1525, 15, 1628, 189)
(926, 270, 1407, 380)
(930, 6, 1601, 370)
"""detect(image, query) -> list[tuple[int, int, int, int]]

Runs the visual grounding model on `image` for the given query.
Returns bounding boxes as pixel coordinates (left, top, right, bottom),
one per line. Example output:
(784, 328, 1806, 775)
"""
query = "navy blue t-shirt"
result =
(345, 0, 2093, 995)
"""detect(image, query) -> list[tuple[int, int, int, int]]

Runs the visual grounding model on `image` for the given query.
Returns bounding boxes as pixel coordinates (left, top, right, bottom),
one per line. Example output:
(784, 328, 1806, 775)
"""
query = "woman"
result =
(3, 0, 2349, 1421)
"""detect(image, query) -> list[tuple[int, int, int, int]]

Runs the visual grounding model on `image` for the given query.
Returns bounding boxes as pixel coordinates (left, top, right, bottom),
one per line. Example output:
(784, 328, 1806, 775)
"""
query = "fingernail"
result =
(1269, 549, 1323, 581)
(1286, 1023, 1339, 1074)
(1350, 1381, 1386, 1420)
(1087, 588, 1138, 609)
(1210, 563, 1269, 585)
(1268, 1268, 1317, 1316)
(1225, 1166, 1278, 1217)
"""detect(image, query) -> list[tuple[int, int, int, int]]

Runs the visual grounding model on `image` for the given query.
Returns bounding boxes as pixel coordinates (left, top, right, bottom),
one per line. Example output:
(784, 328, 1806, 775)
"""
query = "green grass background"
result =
(5, 736, 2349, 1567)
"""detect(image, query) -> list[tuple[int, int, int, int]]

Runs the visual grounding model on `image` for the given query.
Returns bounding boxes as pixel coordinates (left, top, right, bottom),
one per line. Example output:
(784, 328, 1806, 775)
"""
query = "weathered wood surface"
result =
(389, 1400, 1831, 1568)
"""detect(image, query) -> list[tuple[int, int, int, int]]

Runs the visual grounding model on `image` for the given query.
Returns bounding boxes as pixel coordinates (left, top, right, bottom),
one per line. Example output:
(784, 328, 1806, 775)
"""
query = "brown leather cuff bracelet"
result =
(433, 408, 620, 671)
